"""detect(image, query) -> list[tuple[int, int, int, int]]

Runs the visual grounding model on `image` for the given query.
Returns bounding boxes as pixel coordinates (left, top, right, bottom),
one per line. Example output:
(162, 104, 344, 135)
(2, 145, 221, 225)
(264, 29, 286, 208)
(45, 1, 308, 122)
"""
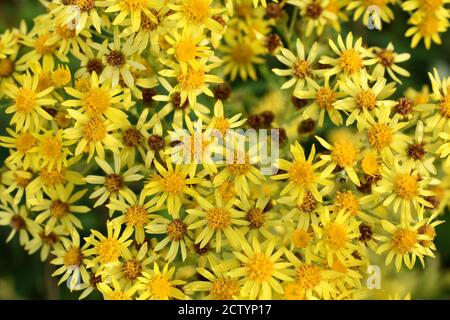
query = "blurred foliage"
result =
(0, 0, 450, 300)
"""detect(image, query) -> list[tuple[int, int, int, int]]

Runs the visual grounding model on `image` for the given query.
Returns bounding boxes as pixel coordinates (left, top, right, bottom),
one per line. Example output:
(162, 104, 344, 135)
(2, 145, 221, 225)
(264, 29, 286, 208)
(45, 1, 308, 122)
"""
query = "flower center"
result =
(64, 247, 83, 267)
(246, 253, 274, 282)
(56, 24, 76, 39)
(246, 208, 265, 229)
(377, 49, 394, 67)
(218, 181, 236, 201)
(290, 160, 315, 186)
(335, 191, 359, 216)
(284, 282, 306, 300)
(339, 49, 362, 75)
(83, 88, 111, 116)
(395, 97, 414, 116)
(148, 275, 172, 299)
(368, 123, 392, 150)
(105, 173, 124, 192)
(148, 134, 166, 150)
(0, 58, 15, 77)
(122, 259, 143, 280)
(123, 128, 144, 147)
(15, 88, 36, 114)
(298, 191, 317, 213)
(87, 59, 104, 74)
(439, 95, 450, 118)
(42, 136, 62, 159)
(106, 51, 125, 67)
(331, 140, 358, 167)
(361, 151, 379, 176)
(394, 174, 418, 200)
(315, 87, 336, 109)
(419, 15, 439, 36)
(407, 143, 425, 160)
(183, 0, 210, 24)
(167, 219, 187, 241)
(231, 43, 254, 65)
(16, 132, 38, 153)
(161, 172, 185, 194)
(292, 59, 310, 78)
(121, 0, 148, 11)
(176, 39, 197, 62)
(207, 208, 231, 231)
(359, 223, 373, 242)
(292, 229, 311, 248)
(214, 117, 229, 136)
(35, 34, 55, 55)
(141, 11, 159, 30)
(392, 229, 417, 254)
(211, 278, 240, 300)
(98, 237, 121, 264)
(418, 225, 436, 247)
(50, 200, 69, 218)
(306, 1, 323, 19)
(296, 265, 321, 289)
(40, 166, 66, 186)
(325, 223, 347, 250)
(356, 90, 377, 110)
(10, 214, 26, 230)
(125, 205, 149, 227)
(74, 0, 95, 12)
(83, 117, 107, 142)
(177, 67, 205, 90)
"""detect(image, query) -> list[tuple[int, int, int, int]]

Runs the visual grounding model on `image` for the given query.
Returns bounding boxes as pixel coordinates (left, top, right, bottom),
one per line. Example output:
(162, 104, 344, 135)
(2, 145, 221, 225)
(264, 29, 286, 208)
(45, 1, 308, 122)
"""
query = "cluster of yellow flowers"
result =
(0, 0, 449, 300)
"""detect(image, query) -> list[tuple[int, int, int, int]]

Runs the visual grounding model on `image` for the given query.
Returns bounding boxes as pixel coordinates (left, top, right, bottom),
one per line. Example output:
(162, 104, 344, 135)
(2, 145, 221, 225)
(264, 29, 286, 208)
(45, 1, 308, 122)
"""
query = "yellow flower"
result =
(134, 263, 188, 300)
(102, 0, 159, 32)
(4, 72, 56, 131)
(272, 141, 334, 205)
(272, 39, 319, 92)
(288, 0, 338, 36)
(346, 0, 396, 30)
(228, 237, 293, 299)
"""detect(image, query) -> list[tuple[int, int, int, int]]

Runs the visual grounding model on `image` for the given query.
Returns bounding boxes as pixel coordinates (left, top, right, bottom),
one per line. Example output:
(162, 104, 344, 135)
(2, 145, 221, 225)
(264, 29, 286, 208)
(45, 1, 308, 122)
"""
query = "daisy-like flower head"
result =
(134, 263, 187, 300)
(64, 109, 124, 161)
(288, 0, 337, 36)
(184, 259, 241, 300)
(334, 70, 397, 128)
(227, 237, 293, 299)
(284, 248, 339, 299)
(90, 28, 146, 88)
(0, 128, 39, 170)
(0, 201, 38, 245)
(50, 229, 91, 290)
(405, 12, 449, 49)
(146, 214, 192, 262)
(4, 72, 56, 132)
(297, 77, 344, 127)
(372, 43, 411, 84)
(0, 163, 34, 205)
(272, 141, 334, 205)
(100, 242, 158, 290)
(315, 134, 361, 186)
(63, 71, 128, 124)
(272, 39, 319, 92)
(31, 129, 74, 171)
(374, 160, 436, 221)
(187, 192, 248, 252)
(84, 221, 134, 272)
(144, 158, 203, 217)
(30, 183, 90, 235)
(97, 277, 137, 300)
(332, 190, 377, 223)
(84, 154, 144, 209)
(48, 0, 104, 34)
(375, 219, 433, 271)
(319, 32, 377, 77)
(418, 68, 450, 134)
(101, 0, 159, 32)
(402, 120, 437, 177)
(359, 105, 409, 164)
(27, 224, 69, 261)
(159, 56, 223, 106)
(313, 207, 361, 267)
(220, 32, 267, 81)
(108, 190, 159, 244)
(168, 0, 225, 34)
(346, 0, 396, 30)
(166, 29, 213, 67)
